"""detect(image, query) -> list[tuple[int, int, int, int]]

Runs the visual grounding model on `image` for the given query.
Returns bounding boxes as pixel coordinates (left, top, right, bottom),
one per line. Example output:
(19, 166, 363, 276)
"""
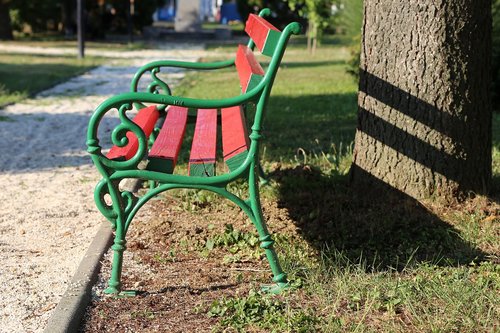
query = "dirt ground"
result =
(79, 189, 299, 333)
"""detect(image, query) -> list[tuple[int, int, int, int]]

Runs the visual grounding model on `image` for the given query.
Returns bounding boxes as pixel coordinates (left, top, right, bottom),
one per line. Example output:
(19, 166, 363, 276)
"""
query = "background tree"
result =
(3, 0, 162, 39)
(236, 0, 306, 29)
(9, 0, 62, 33)
(0, 0, 14, 40)
(287, 0, 333, 54)
(350, 0, 492, 202)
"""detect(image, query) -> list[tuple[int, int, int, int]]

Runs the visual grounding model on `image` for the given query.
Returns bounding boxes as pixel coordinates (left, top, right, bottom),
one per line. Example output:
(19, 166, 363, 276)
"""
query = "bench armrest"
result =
(86, 90, 261, 172)
(130, 59, 235, 95)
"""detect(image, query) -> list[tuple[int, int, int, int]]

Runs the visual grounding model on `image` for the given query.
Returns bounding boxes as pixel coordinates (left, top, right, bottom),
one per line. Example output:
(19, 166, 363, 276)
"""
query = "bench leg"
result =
(105, 226, 127, 295)
(249, 165, 288, 292)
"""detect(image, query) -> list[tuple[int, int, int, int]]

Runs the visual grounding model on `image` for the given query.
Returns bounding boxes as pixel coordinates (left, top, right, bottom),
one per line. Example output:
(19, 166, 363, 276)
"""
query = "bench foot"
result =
(104, 287, 138, 297)
(260, 282, 289, 294)
(104, 286, 120, 295)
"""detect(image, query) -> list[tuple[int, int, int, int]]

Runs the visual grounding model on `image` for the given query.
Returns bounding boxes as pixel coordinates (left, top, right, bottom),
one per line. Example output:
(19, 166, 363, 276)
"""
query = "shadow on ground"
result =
(0, 111, 121, 173)
(272, 165, 488, 271)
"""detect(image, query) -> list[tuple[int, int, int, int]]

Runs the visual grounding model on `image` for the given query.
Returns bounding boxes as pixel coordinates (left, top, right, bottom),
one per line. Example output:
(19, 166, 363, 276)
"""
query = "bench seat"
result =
(108, 105, 251, 177)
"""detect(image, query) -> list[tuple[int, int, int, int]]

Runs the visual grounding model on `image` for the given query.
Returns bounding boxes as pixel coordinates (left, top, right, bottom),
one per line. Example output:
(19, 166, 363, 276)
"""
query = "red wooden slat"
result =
(107, 105, 159, 161)
(189, 109, 218, 177)
(147, 106, 188, 173)
(245, 14, 281, 56)
(235, 44, 265, 93)
(221, 106, 249, 164)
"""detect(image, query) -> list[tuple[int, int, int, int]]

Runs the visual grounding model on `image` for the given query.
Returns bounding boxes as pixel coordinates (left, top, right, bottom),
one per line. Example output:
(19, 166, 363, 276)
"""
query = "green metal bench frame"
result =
(86, 9, 301, 295)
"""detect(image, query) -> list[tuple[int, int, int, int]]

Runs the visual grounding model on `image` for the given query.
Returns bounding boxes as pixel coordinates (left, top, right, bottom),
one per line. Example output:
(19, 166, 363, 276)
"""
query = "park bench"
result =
(86, 9, 301, 295)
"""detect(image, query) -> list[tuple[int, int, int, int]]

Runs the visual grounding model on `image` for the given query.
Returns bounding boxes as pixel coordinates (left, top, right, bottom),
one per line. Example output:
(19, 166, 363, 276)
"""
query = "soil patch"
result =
(80, 190, 298, 332)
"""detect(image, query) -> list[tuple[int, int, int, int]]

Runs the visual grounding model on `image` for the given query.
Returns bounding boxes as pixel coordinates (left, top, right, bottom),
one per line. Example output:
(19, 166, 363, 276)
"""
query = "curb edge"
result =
(43, 221, 113, 333)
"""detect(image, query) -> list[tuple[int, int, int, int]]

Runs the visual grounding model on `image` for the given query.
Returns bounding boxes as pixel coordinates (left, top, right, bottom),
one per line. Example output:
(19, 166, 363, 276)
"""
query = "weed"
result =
(152, 250, 176, 264)
(205, 224, 260, 263)
(208, 290, 322, 332)
(130, 309, 155, 320)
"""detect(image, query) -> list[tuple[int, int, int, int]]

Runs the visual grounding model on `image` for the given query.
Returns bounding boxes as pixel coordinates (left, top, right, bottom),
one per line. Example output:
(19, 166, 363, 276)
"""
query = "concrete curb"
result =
(43, 222, 113, 333)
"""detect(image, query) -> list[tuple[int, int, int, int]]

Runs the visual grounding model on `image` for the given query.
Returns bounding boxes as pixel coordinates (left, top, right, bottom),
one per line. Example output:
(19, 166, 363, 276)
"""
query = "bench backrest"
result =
(245, 13, 283, 57)
(235, 12, 298, 96)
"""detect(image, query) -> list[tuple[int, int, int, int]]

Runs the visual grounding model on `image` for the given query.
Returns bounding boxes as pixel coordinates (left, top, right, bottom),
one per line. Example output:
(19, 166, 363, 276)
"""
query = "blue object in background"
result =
(220, 3, 241, 24)
(158, 0, 175, 22)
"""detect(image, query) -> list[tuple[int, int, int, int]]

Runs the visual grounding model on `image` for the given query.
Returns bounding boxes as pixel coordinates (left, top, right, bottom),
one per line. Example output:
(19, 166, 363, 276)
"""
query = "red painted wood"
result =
(245, 14, 280, 53)
(189, 109, 218, 176)
(221, 106, 249, 161)
(148, 106, 189, 172)
(235, 44, 265, 92)
(107, 105, 159, 160)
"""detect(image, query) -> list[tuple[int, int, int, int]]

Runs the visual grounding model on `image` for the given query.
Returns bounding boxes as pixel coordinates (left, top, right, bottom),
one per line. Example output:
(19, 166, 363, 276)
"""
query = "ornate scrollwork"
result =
(110, 103, 135, 147)
(94, 178, 139, 230)
(147, 67, 172, 95)
(121, 190, 138, 217)
(89, 103, 148, 170)
(94, 179, 118, 227)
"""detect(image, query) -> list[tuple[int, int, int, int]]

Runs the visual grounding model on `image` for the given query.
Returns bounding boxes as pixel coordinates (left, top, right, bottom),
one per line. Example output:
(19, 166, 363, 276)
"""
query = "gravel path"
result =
(0, 43, 206, 333)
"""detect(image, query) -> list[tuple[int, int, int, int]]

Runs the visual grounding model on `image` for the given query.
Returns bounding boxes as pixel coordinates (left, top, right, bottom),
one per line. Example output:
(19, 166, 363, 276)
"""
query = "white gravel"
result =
(0, 43, 206, 333)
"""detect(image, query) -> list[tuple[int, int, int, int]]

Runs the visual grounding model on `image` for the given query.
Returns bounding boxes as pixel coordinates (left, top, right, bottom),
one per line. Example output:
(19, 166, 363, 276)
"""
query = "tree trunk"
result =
(0, 0, 13, 40)
(351, 0, 492, 202)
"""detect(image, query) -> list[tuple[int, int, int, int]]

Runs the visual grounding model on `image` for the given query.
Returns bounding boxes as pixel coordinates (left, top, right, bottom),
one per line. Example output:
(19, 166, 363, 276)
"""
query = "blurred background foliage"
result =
(4, 0, 162, 38)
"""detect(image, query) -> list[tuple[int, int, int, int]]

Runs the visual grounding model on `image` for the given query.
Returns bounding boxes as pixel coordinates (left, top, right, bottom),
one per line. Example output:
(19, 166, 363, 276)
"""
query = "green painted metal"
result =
(246, 74, 264, 92)
(261, 30, 282, 57)
(86, 12, 301, 295)
(226, 151, 249, 172)
(189, 163, 215, 177)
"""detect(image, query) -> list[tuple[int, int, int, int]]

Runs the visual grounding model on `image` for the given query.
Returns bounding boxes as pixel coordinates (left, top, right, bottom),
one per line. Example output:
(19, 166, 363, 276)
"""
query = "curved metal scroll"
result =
(147, 68, 172, 95)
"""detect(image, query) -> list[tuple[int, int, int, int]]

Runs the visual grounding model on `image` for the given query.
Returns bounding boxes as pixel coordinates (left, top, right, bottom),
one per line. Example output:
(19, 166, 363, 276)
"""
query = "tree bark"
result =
(351, 0, 492, 201)
(0, 0, 13, 40)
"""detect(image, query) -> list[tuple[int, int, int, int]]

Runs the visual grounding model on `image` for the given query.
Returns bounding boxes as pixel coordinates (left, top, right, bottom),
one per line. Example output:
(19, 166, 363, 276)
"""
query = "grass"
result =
(165, 38, 499, 332)
(176, 40, 357, 159)
(73, 37, 499, 332)
(0, 52, 103, 106)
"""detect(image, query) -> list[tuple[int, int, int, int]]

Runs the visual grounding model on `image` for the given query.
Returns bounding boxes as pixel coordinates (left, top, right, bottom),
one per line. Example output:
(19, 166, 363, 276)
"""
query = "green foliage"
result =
(208, 290, 322, 332)
(9, 0, 61, 33)
(335, 0, 363, 37)
(205, 224, 260, 263)
(346, 35, 360, 80)
(206, 224, 259, 251)
(236, 0, 306, 28)
(335, 0, 363, 81)
(287, 0, 335, 52)
(10, 0, 61, 32)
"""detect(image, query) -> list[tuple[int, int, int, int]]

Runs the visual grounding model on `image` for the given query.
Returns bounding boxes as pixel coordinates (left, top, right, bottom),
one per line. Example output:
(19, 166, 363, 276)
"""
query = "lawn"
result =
(80, 37, 499, 333)
(0, 52, 103, 106)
